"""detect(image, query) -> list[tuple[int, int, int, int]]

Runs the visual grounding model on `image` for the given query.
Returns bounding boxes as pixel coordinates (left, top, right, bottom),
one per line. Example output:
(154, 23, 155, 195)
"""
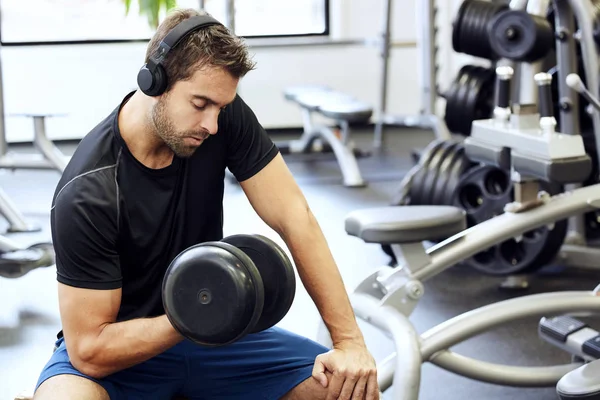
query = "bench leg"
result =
(316, 124, 366, 187)
(0, 186, 40, 233)
(33, 116, 67, 173)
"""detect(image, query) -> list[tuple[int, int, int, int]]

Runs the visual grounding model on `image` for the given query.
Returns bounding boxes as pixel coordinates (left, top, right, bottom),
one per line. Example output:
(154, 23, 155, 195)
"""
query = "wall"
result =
(0, 0, 474, 143)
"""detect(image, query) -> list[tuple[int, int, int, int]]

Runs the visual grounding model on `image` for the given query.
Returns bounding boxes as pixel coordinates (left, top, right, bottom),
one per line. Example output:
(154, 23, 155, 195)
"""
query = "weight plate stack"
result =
(452, 0, 510, 60)
(384, 140, 476, 263)
(450, 165, 568, 275)
(392, 140, 477, 207)
(444, 65, 496, 136)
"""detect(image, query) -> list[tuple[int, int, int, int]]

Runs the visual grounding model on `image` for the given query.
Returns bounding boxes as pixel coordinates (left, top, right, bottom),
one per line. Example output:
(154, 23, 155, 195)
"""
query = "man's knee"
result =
(34, 374, 109, 400)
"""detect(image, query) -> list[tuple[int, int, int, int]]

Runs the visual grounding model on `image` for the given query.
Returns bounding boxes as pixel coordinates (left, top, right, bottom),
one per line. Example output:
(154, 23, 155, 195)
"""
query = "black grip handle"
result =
(535, 72, 554, 118)
(495, 66, 514, 108)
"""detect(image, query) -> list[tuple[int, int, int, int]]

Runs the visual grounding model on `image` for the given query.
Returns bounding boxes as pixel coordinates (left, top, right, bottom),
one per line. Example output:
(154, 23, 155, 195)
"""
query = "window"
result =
(0, 0, 329, 45)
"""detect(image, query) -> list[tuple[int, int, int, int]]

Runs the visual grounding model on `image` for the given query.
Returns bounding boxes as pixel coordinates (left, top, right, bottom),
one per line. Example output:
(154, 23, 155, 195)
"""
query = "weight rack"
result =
(467, 0, 600, 272)
(373, 0, 451, 149)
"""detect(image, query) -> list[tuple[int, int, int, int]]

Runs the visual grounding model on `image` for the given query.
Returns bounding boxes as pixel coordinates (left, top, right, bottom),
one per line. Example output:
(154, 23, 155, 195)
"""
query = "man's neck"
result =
(118, 91, 174, 169)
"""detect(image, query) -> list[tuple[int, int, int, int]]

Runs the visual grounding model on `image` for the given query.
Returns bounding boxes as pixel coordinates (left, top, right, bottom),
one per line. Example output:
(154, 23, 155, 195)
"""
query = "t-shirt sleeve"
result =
(51, 174, 121, 290)
(224, 94, 279, 182)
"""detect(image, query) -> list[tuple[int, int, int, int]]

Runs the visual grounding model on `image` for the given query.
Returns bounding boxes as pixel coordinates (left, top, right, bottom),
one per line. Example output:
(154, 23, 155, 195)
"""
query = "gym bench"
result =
(0, 113, 69, 172)
(282, 85, 372, 187)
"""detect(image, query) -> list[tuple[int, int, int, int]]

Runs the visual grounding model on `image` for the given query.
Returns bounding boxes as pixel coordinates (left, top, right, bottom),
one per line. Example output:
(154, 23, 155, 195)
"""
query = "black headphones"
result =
(137, 15, 224, 97)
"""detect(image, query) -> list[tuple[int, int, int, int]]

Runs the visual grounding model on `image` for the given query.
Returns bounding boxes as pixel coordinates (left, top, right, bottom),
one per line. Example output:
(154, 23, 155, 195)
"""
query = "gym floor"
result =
(0, 126, 598, 400)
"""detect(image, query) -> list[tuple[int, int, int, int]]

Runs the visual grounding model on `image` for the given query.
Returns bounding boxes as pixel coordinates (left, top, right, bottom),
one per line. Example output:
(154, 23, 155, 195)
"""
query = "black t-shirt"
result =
(51, 91, 278, 333)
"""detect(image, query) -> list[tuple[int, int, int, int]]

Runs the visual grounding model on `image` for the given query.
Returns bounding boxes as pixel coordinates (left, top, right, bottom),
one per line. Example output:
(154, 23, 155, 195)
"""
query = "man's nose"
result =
(201, 110, 219, 135)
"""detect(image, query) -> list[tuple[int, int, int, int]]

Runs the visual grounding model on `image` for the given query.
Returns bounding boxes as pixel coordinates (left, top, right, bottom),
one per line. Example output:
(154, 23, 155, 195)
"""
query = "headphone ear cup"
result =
(137, 65, 154, 96)
(150, 65, 168, 96)
(137, 64, 168, 96)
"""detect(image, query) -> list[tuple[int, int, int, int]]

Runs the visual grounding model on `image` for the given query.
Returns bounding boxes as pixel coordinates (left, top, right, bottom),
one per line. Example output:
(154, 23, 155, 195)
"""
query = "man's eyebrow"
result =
(192, 94, 218, 104)
(191, 94, 235, 108)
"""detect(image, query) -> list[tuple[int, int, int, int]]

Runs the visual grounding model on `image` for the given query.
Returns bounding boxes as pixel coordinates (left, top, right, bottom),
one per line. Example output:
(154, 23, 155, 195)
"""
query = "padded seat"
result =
(345, 206, 467, 244)
(284, 85, 373, 122)
(284, 85, 332, 102)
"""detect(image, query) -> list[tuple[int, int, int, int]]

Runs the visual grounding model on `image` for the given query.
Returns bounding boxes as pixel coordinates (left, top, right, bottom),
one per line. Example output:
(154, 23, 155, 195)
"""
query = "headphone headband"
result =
(138, 14, 224, 96)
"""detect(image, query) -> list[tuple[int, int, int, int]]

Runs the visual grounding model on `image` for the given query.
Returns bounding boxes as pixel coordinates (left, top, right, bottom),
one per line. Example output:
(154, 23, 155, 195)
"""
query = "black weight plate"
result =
(442, 146, 475, 205)
(466, 67, 495, 133)
(488, 10, 554, 63)
(162, 242, 264, 346)
(390, 139, 444, 206)
(421, 141, 458, 205)
(452, 0, 509, 59)
(474, 68, 496, 122)
(432, 142, 464, 205)
(410, 140, 447, 204)
(452, 0, 471, 53)
(518, 218, 568, 273)
(585, 211, 600, 240)
(450, 66, 478, 135)
(462, 69, 485, 131)
(444, 66, 473, 135)
(445, 65, 495, 136)
(453, 165, 512, 224)
(221, 234, 296, 333)
(453, 166, 567, 275)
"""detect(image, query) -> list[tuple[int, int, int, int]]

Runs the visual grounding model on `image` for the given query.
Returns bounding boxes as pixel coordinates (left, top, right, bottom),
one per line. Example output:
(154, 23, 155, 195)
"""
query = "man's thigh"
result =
(34, 338, 186, 400)
(34, 374, 109, 400)
(181, 327, 330, 400)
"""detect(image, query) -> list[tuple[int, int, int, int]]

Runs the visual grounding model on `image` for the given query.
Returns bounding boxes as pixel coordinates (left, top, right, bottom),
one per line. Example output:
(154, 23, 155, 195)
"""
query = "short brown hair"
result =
(145, 8, 256, 92)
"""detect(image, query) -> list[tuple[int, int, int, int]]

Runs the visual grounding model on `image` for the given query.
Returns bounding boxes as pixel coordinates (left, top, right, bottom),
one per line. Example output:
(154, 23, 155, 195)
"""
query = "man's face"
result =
(150, 65, 239, 158)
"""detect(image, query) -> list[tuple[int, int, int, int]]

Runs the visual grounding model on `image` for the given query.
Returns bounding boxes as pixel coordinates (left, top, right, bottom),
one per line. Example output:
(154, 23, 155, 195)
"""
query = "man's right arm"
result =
(58, 283, 183, 379)
(52, 175, 183, 379)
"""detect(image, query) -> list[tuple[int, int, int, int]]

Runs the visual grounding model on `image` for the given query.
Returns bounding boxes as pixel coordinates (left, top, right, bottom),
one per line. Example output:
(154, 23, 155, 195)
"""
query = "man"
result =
(33, 7, 379, 400)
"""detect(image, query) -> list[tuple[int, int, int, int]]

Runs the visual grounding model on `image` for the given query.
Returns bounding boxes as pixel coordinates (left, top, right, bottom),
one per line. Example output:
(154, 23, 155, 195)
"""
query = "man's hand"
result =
(312, 341, 379, 400)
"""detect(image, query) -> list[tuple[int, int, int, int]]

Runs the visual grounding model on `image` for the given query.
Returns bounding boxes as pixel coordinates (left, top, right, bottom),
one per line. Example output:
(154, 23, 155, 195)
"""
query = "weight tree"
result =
(383, 0, 600, 280)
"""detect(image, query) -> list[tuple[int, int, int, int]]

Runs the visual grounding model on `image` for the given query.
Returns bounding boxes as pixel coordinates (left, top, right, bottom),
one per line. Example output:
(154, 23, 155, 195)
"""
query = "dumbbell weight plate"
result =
(162, 242, 264, 346)
(221, 234, 296, 333)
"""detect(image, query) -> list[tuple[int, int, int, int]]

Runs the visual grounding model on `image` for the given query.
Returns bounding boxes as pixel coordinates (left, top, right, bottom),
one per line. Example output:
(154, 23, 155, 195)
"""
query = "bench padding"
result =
(345, 206, 467, 244)
(284, 85, 372, 122)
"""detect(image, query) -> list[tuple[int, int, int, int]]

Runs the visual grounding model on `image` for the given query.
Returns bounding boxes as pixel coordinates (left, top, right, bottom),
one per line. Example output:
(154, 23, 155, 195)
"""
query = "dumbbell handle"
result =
(535, 72, 554, 118)
(495, 66, 514, 109)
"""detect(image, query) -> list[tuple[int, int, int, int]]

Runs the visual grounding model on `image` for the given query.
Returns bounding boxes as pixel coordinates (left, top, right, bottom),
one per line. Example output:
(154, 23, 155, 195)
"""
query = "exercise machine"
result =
(316, 0, 600, 398)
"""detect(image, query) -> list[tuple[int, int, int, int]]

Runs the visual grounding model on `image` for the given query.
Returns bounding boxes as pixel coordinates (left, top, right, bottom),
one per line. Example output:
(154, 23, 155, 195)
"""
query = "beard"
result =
(150, 97, 208, 158)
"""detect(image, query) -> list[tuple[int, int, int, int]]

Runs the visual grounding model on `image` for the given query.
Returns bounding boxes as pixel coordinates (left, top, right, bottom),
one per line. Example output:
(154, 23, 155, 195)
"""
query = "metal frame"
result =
(317, 182, 600, 399)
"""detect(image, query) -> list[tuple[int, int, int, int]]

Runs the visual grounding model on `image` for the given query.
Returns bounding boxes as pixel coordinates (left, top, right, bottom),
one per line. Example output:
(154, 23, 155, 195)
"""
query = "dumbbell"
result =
(162, 234, 296, 346)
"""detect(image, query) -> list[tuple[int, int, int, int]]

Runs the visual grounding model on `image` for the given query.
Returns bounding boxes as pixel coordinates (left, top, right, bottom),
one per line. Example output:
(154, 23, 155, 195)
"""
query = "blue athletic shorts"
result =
(35, 326, 330, 400)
